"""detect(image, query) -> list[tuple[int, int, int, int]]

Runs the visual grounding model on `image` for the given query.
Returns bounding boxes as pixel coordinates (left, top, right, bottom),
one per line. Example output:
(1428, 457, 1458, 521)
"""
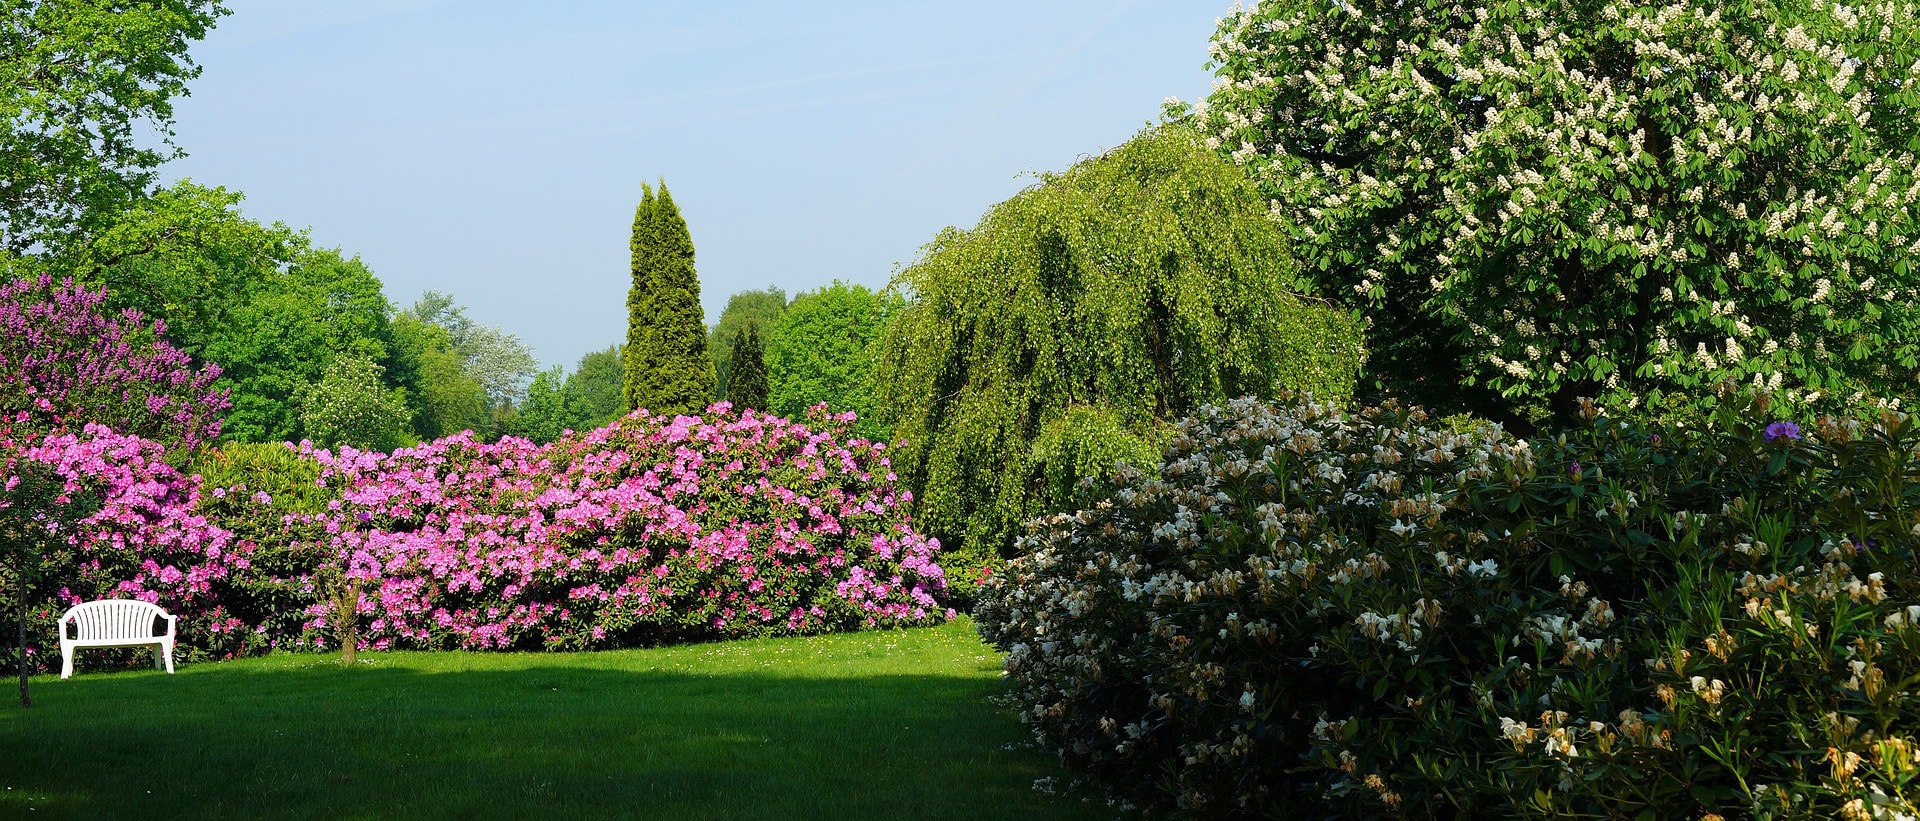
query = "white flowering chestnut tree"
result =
(1203, 0, 1920, 424)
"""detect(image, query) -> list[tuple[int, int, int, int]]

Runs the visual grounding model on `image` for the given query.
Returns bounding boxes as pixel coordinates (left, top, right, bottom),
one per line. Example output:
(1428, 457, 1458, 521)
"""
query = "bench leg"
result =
(61, 645, 74, 680)
(161, 641, 174, 675)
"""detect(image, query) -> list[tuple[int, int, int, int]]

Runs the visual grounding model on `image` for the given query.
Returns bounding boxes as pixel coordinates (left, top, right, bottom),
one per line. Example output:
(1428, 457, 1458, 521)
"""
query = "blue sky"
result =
(164, 1, 1230, 371)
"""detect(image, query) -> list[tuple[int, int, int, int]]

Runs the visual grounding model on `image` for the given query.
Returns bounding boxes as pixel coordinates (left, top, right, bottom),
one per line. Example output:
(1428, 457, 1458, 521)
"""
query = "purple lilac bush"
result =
(0, 275, 229, 452)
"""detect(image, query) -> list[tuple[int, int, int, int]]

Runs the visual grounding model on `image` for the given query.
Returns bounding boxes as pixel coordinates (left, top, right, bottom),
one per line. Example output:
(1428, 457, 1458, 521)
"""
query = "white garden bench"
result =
(59, 599, 177, 679)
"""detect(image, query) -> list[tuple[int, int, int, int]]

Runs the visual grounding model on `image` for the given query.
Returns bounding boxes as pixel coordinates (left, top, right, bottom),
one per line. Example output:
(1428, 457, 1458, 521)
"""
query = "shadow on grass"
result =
(0, 660, 1112, 821)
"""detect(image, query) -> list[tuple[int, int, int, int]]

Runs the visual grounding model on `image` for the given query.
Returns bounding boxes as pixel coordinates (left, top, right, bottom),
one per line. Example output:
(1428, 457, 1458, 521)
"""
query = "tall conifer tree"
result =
(621, 184, 656, 411)
(725, 321, 768, 411)
(622, 181, 714, 415)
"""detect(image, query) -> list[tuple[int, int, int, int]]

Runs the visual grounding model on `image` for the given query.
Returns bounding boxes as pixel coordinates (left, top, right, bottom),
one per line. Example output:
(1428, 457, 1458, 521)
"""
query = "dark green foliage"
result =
(873, 124, 1364, 559)
(561, 345, 626, 432)
(622, 184, 657, 412)
(709, 288, 785, 398)
(0, 0, 229, 252)
(766, 281, 898, 440)
(210, 248, 396, 444)
(980, 392, 1920, 817)
(623, 182, 714, 416)
(725, 323, 769, 411)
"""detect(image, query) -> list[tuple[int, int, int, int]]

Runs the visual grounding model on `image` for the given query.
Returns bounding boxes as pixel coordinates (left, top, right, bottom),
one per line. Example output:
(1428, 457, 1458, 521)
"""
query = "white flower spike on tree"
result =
(1204, 0, 1920, 424)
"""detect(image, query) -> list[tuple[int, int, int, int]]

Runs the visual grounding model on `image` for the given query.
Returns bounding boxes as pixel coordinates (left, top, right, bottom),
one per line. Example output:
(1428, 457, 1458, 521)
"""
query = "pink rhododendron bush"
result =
(1, 422, 249, 672)
(288, 404, 950, 651)
(976, 393, 1920, 818)
(4, 404, 949, 673)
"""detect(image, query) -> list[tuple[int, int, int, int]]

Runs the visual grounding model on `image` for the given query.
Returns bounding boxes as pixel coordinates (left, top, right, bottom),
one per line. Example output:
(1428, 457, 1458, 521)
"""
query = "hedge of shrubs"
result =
(6, 404, 950, 672)
(976, 392, 1920, 818)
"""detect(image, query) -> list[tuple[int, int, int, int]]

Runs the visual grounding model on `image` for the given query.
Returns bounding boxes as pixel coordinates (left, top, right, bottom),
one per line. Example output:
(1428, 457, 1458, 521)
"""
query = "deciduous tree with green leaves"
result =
(725, 322, 769, 412)
(562, 344, 626, 432)
(402, 290, 537, 416)
(0, 0, 229, 253)
(623, 182, 713, 416)
(873, 124, 1364, 560)
(1203, 0, 1920, 425)
(507, 366, 567, 443)
(23, 181, 413, 446)
(294, 354, 409, 451)
(389, 313, 488, 440)
(766, 281, 897, 440)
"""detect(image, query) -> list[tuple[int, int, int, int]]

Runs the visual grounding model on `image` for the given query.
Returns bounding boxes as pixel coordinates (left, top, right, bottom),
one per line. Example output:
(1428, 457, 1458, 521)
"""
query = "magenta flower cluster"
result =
(290, 404, 951, 651)
(0, 275, 228, 452)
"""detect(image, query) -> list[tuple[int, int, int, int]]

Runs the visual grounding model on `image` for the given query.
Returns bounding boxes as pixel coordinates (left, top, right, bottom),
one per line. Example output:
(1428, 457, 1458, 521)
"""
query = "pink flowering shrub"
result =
(0, 275, 229, 453)
(292, 403, 950, 650)
(3, 403, 949, 673)
(0, 422, 252, 673)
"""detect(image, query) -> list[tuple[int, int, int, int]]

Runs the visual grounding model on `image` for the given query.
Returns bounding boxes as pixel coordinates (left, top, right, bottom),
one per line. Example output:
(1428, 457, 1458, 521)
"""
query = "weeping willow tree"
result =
(874, 124, 1364, 564)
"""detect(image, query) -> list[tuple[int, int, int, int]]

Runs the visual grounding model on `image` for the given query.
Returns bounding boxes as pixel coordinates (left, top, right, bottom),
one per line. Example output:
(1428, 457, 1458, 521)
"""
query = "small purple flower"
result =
(355, 510, 372, 523)
(1569, 461, 1583, 479)
(1763, 421, 1802, 442)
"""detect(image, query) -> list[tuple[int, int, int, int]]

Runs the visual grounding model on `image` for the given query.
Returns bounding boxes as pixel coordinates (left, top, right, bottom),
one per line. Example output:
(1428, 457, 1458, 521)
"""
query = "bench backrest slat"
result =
(65, 600, 165, 640)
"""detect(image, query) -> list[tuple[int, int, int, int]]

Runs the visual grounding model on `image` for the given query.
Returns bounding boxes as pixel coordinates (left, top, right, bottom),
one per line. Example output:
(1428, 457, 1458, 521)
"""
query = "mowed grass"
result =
(0, 618, 1115, 820)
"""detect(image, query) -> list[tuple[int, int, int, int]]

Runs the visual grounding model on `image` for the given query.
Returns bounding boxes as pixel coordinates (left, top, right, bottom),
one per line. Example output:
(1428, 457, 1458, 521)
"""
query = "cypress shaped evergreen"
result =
(621, 184, 656, 411)
(622, 181, 715, 415)
(724, 321, 768, 411)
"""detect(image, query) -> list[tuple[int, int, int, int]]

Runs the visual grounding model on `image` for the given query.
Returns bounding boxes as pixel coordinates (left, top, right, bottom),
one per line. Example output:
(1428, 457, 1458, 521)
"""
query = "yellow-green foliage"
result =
(874, 124, 1363, 560)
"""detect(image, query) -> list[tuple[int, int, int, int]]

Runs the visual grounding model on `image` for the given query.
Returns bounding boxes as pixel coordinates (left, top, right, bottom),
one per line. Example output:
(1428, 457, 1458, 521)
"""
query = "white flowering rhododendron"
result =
(978, 391, 1920, 817)
(1203, 0, 1920, 420)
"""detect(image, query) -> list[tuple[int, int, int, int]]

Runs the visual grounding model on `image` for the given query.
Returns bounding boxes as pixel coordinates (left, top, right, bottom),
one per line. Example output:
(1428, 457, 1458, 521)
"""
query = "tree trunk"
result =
(17, 552, 30, 708)
(339, 577, 357, 667)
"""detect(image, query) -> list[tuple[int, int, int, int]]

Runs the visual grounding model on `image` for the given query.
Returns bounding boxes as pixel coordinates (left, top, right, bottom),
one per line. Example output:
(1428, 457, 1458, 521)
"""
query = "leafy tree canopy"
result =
(388, 313, 487, 441)
(14, 181, 402, 445)
(402, 290, 537, 414)
(0, 0, 228, 253)
(506, 366, 567, 444)
(293, 353, 409, 451)
(561, 344, 626, 432)
(1203, 0, 1920, 425)
(709, 287, 785, 398)
(874, 123, 1364, 557)
(767, 281, 898, 440)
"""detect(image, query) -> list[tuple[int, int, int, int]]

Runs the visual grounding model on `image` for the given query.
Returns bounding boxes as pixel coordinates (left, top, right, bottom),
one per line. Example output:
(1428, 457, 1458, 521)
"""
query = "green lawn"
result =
(0, 619, 1115, 820)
